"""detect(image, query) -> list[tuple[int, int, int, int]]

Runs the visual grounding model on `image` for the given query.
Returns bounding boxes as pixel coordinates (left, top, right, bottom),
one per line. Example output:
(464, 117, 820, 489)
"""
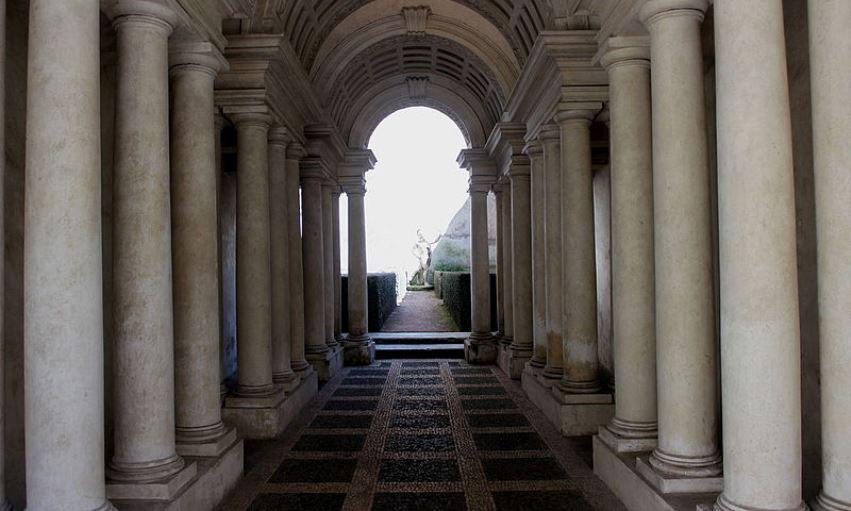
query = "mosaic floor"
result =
(221, 360, 627, 511)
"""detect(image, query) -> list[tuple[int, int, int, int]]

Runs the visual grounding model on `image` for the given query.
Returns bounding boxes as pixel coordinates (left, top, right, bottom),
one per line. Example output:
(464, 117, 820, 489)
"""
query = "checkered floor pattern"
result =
(220, 360, 627, 511)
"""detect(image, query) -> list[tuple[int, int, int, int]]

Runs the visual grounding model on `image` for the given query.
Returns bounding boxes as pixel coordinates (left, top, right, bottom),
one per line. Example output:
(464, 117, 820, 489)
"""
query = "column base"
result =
(636, 456, 723, 495)
(307, 345, 343, 381)
(177, 425, 237, 458)
(705, 494, 811, 511)
(222, 372, 318, 439)
(107, 461, 197, 501)
(497, 342, 532, 379)
(110, 434, 243, 511)
(273, 371, 301, 392)
(292, 360, 314, 378)
(812, 493, 849, 511)
(521, 369, 614, 436)
(593, 435, 717, 511)
(499, 335, 513, 347)
(464, 333, 497, 364)
(343, 336, 375, 366)
(598, 424, 657, 454)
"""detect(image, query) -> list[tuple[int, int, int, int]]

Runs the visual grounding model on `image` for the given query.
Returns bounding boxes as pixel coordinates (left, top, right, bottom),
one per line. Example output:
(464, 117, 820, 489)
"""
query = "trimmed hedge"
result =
(341, 273, 398, 333)
(437, 272, 497, 332)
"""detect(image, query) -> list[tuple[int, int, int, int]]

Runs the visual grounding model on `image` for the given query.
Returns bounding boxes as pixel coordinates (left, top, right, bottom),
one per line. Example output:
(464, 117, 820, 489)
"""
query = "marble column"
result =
(332, 189, 343, 343)
(24, 0, 112, 507)
(232, 111, 276, 397)
(539, 125, 564, 384)
(525, 141, 547, 370)
(508, 158, 533, 372)
(714, 2, 804, 510)
(810, 1, 851, 509)
(108, 0, 190, 487)
(268, 127, 299, 389)
(640, 0, 721, 484)
(322, 182, 338, 349)
(494, 185, 506, 341)
(169, 46, 231, 455)
(500, 178, 514, 347)
(286, 144, 312, 375)
(599, 39, 657, 451)
(302, 169, 330, 361)
(342, 173, 374, 364)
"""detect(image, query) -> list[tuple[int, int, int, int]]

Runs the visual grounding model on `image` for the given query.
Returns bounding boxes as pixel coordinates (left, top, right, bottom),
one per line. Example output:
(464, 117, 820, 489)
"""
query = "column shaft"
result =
(714, 1, 804, 509)
(540, 126, 564, 382)
(347, 191, 370, 340)
(510, 167, 533, 353)
(0, 0, 7, 507)
(322, 184, 337, 348)
(268, 130, 297, 386)
(170, 57, 226, 445)
(810, 2, 851, 510)
(641, 0, 720, 478)
(302, 176, 329, 357)
(286, 149, 311, 372)
(494, 188, 506, 339)
(557, 111, 600, 393)
(24, 0, 111, 507)
(602, 44, 657, 442)
(332, 191, 343, 342)
(469, 187, 492, 337)
(527, 144, 547, 368)
(110, 5, 185, 481)
(234, 115, 275, 396)
(500, 180, 514, 345)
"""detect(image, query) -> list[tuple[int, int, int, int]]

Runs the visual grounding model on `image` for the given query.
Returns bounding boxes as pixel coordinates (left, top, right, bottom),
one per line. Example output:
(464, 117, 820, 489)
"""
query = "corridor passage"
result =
(222, 359, 626, 511)
(380, 291, 457, 332)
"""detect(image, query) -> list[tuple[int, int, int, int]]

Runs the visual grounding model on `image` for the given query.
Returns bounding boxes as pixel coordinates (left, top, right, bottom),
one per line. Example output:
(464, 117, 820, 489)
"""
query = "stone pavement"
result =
(221, 359, 627, 511)
(380, 291, 458, 332)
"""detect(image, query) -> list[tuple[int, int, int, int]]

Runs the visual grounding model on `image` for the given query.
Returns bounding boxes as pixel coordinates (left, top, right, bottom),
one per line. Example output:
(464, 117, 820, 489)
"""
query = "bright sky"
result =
(339, 107, 470, 279)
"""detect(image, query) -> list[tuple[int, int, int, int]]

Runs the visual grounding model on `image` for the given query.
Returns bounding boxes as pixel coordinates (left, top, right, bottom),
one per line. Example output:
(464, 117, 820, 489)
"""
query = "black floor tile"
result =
(453, 376, 500, 385)
(371, 492, 466, 511)
(457, 386, 507, 396)
(323, 399, 379, 411)
(384, 433, 455, 452)
(309, 415, 374, 429)
(398, 386, 446, 397)
(348, 369, 389, 376)
(465, 413, 529, 428)
(341, 377, 387, 386)
(292, 434, 366, 452)
(380, 362, 392, 367)
(377, 459, 461, 482)
(399, 377, 442, 385)
(491, 490, 590, 511)
(481, 457, 567, 481)
(268, 458, 359, 483)
(389, 414, 451, 429)
(393, 398, 448, 412)
(333, 387, 384, 397)
(460, 398, 517, 410)
(248, 493, 347, 511)
(473, 432, 547, 451)
(401, 362, 440, 367)
(450, 367, 492, 375)
(400, 368, 441, 376)
(448, 361, 461, 366)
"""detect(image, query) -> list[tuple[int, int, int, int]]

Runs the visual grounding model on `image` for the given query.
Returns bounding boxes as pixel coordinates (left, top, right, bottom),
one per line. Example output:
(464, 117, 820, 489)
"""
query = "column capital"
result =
(507, 160, 531, 178)
(639, 0, 709, 27)
(107, 0, 178, 31)
(169, 41, 228, 76)
(538, 124, 561, 143)
(457, 148, 497, 178)
(554, 104, 600, 126)
(523, 140, 543, 158)
(300, 158, 328, 182)
(287, 142, 307, 161)
(321, 179, 340, 194)
(599, 36, 650, 71)
(225, 106, 272, 130)
(268, 126, 292, 147)
(340, 176, 367, 195)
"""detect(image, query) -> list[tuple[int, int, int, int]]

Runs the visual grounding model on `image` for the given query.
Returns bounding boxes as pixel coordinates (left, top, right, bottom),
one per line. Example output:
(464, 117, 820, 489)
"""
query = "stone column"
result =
(0, 1, 7, 508)
(507, 158, 533, 376)
(639, 0, 721, 487)
(810, 2, 851, 510)
(108, 1, 193, 490)
(268, 127, 299, 389)
(169, 45, 232, 456)
(215, 113, 228, 400)
(302, 167, 330, 364)
(500, 178, 514, 347)
(286, 144, 312, 375)
(539, 125, 564, 384)
(713, 2, 805, 510)
(332, 189, 343, 343)
(525, 141, 547, 370)
(599, 39, 657, 452)
(494, 185, 506, 341)
(341, 171, 375, 365)
(24, 0, 112, 507)
(322, 181, 338, 349)
(231, 111, 276, 397)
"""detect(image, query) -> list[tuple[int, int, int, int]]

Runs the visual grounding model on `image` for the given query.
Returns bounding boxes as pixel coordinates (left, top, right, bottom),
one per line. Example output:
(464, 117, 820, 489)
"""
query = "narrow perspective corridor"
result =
(380, 292, 457, 332)
(223, 359, 625, 511)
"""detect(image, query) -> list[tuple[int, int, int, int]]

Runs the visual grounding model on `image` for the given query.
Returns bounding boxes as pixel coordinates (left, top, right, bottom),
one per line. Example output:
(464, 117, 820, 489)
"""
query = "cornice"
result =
(484, 122, 528, 178)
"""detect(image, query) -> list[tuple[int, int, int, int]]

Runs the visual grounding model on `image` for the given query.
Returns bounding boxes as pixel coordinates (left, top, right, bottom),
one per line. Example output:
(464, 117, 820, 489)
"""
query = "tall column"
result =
(0, 1, 7, 508)
(268, 127, 298, 389)
(286, 144, 312, 375)
(500, 178, 514, 346)
(215, 113, 229, 400)
(25, 0, 112, 507)
(341, 169, 375, 365)
(525, 141, 547, 370)
(555, 106, 601, 394)
(599, 39, 657, 452)
(714, 2, 804, 510)
(639, 0, 721, 486)
(322, 181, 338, 349)
(108, 1, 192, 489)
(302, 167, 330, 364)
(508, 157, 533, 375)
(539, 126, 563, 384)
(810, 2, 851, 510)
(494, 185, 506, 341)
(332, 189, 343, 343)
(231, 111, 276, 397)
(459, 150, 497, 363)
(169, 46, 232, 455)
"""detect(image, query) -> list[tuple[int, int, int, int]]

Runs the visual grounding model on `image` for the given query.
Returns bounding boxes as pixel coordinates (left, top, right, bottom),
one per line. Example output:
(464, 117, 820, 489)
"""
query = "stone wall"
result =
(341, 273, 398, 333)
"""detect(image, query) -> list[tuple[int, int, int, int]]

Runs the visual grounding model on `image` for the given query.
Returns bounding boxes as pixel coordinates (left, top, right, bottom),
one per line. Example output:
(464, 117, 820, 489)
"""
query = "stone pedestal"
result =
(223, 370, 318, 439)
(521, 369, 613, 436)
(343, 338, 376, 366)
(309, 346, 344, 382)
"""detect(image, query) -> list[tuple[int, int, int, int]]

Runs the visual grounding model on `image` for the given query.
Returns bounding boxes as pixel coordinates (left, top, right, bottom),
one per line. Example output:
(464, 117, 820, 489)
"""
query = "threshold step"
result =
(371, 332, 469, 344)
